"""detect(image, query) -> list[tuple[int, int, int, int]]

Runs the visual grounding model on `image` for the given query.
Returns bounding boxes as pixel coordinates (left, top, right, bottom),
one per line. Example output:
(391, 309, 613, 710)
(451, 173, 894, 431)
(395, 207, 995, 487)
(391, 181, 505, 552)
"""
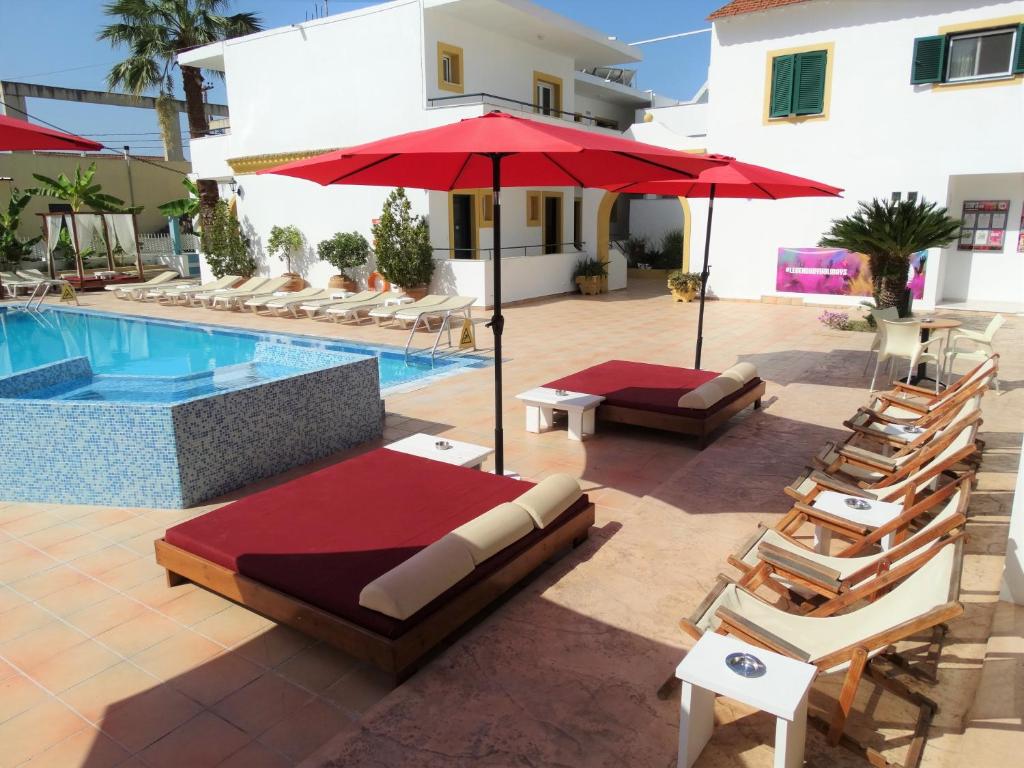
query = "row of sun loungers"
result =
(0, 268, 65, 296)
(670, 354, 997, 763)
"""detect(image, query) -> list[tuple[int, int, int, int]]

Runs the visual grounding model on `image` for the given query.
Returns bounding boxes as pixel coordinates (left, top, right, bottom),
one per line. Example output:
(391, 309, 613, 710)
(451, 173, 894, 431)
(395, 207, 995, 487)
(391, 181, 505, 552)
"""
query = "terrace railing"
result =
(427, 93, 619, 131)
(433, 242, 585, 260)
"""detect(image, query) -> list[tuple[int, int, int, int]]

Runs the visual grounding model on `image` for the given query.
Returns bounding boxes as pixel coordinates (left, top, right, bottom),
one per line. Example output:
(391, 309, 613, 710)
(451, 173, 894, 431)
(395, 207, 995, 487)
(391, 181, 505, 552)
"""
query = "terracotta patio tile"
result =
(138, 711, 251, 768)
(120, 527, 168, 556)
(212, 672, 314, 737)
(0, 510, 65, 537)
(0, 546, 59, 583)
(0, 672, 48, 724)
(70, 545, 141, 577)
(35, 577, 118, 617)
(64, 594, 148, 637)
(0, 620, 87, 671)
(9, 564, 86, 600)
(214, 740, 290, 768)
(275, 642, 357, 694)
(233, 624, 312, 668)
(73, 507, 137, 532)
(18, 523, 93, 551)
(131, 630, 222, 681)
(194, 604, 276, 647)
(42, 531, 112, 562)
(0, 585, 28, 614)
(322, 663, 392, 716)
(59, 661, 161, 722)
(93, 684, 203, 753)
(95, 555, 165, 591)
(26, 639, 122, 694)
(0, 698, 89, 767)
(157, 586, 231, 626)
(126, 574, 196, 609)
(94, 608, 181, 656)
(0, 602, 55, 644)
(170, 649, 264, 708)
(18, 726, 128, 768)
(257, 696, 356, 764)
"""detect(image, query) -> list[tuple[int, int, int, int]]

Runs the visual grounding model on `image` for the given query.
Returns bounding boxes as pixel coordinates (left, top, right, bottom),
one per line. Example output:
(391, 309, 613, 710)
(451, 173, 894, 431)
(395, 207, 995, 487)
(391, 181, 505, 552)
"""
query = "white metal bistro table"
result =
(675, 633, 816, 768)
(385, 433, 494, 470)
(811, 490, 903, 554)
(515, 387, 605, 441)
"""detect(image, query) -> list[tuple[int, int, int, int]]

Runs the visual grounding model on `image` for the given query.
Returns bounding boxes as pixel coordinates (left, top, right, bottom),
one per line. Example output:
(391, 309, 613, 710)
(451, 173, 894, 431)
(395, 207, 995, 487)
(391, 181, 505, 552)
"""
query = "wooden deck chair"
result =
(813, 405, 983, 486)
(723, 476, 970, 612)
(680, 538, 964, 761)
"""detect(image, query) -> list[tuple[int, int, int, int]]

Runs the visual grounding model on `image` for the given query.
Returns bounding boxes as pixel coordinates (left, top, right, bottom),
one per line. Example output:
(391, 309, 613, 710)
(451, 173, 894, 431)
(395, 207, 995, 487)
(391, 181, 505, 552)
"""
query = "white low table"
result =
(812, 490, 902, 554)
(515, 387, 605, 441)
(385, 433, 494, 470)
(675, 633, 816, 768)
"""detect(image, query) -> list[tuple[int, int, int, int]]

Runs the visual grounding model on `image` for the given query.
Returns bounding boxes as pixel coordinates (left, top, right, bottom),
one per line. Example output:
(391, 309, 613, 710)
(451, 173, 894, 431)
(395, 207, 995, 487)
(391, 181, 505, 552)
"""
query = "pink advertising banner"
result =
(776, 247, 926, 299)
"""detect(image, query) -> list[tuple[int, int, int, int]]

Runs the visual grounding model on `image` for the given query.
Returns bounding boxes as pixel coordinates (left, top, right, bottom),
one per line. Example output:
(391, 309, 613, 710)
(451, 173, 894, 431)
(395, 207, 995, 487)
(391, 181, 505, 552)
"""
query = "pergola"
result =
(35, 211, 144, 281)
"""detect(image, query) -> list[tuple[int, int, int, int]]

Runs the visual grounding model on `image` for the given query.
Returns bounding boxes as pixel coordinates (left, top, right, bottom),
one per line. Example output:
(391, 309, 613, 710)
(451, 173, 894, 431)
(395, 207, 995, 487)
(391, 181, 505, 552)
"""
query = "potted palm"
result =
(667, 270, 702, 302)
(573, 257, 607, 295)
(372, 188, 435, 299)
(317, 231, 369, 291)
(267, 224, 306, 291)
(819, 198, 960, 317)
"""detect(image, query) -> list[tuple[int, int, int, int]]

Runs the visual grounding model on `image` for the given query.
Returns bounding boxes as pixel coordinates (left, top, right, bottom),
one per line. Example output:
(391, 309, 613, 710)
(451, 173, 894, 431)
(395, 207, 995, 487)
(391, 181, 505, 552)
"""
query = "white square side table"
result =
(515, 387, 605, 441)
(675, 633, 816, 768)
(385, 433, 494, 470)
(811, 490, 903, 554)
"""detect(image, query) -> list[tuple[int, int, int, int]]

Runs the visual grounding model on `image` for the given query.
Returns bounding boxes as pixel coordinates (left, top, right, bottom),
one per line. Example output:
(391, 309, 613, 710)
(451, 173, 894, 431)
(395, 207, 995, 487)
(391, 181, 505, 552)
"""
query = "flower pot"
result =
(400, 284, 429, 301)
(670, 287, 698, 302)
(575, 276, 602, 296)
(281, 272, 305, 291)
(328, 275, 357, 292)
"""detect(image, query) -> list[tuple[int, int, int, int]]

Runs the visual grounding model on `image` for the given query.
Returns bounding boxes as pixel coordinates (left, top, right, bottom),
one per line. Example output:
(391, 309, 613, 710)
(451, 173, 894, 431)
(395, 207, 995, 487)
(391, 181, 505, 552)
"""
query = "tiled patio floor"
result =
(1, 280, 1021, 767)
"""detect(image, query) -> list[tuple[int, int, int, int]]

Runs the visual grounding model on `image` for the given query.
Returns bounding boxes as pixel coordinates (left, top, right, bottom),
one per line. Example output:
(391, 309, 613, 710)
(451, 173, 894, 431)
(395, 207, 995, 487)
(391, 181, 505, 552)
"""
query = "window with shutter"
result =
(794, 50, 827, 114)
(1012, 23, 1024, 73)
(769, 54, 795, 117)
(911, 35, 946, 83)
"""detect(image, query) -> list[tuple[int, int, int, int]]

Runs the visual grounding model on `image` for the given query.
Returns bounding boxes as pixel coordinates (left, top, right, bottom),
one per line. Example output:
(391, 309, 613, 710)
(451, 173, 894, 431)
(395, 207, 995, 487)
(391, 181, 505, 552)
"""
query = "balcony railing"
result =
(433, 242, 585, 260)
(427, 93, 619, 131)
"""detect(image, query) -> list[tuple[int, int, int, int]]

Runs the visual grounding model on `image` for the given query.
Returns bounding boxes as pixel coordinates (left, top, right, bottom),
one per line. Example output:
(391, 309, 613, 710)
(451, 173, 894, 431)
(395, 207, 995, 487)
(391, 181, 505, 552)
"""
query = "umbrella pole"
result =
(489, 154, 505, 475)
(694, 184, 715, 370)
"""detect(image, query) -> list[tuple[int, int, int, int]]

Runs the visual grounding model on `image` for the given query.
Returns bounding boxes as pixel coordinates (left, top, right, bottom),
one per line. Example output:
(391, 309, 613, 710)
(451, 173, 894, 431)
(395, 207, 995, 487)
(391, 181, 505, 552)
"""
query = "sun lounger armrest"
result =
(688, 574, 736, 626)
(792, 503, 873, 537)
(806, 471, 878, 499)
(836, 445, 898, 473)
(875, 393, 931, 415)
(890, 381, 938, 397)
(714, 607, 812, 662)
(756, 542, 843, 592)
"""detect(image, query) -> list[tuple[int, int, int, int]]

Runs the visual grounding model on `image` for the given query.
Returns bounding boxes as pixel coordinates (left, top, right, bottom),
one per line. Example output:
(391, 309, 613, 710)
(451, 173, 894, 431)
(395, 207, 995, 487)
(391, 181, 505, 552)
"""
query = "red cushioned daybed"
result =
(155, 448, 594, 680)
(543, 360, 765, 448)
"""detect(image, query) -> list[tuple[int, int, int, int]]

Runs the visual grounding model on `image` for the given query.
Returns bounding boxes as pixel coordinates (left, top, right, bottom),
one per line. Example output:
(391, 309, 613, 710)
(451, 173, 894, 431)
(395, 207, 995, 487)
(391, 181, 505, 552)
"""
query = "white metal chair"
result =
(943, 315, 1004, 392)
(869, 319, 943, 393)
(863, 306, 901, 373)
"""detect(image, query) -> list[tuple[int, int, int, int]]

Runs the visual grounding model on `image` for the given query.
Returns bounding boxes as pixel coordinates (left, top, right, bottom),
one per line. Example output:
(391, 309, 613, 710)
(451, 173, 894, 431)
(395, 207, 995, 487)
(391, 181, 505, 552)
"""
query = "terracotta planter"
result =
(281, 272, 305, 291)
(575, 276, 602, 296)
(328, 275, 357, 292)
(400, 284, 429, 301)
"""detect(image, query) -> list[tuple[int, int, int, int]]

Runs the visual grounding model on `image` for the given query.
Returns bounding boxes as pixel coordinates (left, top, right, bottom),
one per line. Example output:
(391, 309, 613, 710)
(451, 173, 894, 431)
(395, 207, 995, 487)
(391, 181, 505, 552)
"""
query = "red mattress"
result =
(165, 448, 590, 638)
(543, 359, 761, 417)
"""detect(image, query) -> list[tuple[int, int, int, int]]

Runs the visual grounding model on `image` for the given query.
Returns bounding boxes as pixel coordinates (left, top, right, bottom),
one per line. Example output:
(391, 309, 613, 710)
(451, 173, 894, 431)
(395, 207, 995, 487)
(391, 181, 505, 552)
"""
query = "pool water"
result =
(0, 306, 481, 401)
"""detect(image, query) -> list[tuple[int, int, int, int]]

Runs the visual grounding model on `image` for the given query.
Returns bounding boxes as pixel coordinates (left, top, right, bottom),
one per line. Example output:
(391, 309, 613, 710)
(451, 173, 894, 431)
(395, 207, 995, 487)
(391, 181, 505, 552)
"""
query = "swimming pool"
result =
(0, 306, 483, 401)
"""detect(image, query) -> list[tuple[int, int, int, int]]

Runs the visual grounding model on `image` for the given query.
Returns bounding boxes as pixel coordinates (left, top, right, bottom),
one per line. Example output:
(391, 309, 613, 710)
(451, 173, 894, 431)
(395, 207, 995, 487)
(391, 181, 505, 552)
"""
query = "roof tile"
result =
(708, 0, 812, 21)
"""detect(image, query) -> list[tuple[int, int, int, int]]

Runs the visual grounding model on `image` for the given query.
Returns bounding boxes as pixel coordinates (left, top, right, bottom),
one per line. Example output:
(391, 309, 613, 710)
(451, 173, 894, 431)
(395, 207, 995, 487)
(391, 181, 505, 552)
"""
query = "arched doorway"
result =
(596, 191, 692, 272)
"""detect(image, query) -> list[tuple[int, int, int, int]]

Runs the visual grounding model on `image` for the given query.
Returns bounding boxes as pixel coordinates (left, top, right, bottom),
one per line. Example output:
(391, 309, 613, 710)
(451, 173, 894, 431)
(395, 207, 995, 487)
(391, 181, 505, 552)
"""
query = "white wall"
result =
(645, 0, 1024, 302)
(939, 173, 1024, 304)
(1000, 434, 1024, 605)
(430, 250, 586, 307)
(629, 199, 683, 248)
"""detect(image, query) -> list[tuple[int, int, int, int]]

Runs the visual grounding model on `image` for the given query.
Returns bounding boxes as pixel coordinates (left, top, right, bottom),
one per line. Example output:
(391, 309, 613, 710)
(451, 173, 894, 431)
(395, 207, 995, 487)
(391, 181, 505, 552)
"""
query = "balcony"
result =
(426, 92, 624, 133)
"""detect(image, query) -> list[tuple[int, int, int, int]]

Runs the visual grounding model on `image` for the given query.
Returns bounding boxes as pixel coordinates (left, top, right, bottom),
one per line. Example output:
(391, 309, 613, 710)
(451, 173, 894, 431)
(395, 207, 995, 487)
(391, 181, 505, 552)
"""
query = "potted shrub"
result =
(267, 224, 306, 291)
(317, 231, 369, 291)
(202, 200, 257, 278)
(372, 188, 435, 299)
(667, 270, 702, 302)
(573, 257, 607, 296)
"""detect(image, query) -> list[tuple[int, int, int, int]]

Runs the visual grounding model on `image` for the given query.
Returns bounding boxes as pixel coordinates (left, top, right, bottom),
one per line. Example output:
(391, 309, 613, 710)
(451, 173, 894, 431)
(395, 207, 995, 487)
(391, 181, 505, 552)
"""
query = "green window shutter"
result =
(911, 35, 946, 83)
(793, 50, 827, 114)
(769, 54, 795, 118)
(1014, 24, 1024, 74)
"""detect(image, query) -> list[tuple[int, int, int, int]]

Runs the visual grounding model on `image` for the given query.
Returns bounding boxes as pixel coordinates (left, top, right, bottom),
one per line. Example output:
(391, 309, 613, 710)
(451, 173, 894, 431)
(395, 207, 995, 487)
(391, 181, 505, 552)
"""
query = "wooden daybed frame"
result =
(598, 379, 766, 449)
(154, 501, 595, 682)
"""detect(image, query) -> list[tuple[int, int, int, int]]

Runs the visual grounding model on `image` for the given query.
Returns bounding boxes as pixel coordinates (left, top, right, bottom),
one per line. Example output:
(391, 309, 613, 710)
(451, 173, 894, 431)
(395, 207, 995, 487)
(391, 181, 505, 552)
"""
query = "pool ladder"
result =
(20, 280, 78, 311)
(404, 309, 474, 364)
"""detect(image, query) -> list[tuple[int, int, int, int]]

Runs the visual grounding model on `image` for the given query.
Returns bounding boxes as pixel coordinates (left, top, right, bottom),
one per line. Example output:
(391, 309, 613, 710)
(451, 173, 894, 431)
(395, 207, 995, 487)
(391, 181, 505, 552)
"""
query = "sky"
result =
(0, 0, 722, 159)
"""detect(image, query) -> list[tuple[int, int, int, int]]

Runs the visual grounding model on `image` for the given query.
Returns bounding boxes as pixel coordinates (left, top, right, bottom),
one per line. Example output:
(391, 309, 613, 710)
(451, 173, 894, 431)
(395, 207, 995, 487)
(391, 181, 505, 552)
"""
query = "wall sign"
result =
(776, 247, 926, 298)
(958, 200, 1008, 252)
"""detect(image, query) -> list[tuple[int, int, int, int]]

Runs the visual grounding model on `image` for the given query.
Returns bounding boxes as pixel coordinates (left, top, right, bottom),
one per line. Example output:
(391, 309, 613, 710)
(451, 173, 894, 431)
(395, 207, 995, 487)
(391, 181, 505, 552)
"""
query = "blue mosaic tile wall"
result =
(0, 347, 383, 509)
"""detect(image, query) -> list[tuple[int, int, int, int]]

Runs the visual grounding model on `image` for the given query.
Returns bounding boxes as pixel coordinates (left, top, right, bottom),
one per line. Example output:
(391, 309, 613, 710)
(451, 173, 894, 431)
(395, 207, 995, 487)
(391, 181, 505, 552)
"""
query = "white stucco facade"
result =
(641, 0, 1024, 307)
(181, 0, 650, 306)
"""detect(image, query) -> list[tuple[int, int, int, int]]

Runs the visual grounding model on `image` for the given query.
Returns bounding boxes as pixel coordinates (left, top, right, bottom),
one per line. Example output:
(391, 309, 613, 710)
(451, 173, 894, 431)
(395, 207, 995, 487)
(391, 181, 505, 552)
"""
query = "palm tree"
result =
(99, 0, 262, 232)
(819, 198, 961, 316)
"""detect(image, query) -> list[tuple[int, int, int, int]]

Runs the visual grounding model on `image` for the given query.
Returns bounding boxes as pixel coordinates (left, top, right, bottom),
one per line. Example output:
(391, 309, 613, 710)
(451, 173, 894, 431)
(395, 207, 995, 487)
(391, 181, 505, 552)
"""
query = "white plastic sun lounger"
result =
(367, 294, 447, 325)
(325, 294, 395, 324)
(193, 276, 268, 307)
(298, 290, 380, 319)
(148, 274, 240, 303)
(211, 276, 292, 310)
(1, 271, 40, 297)
(111, 270, 180, 298)
(244, 286, 326, 314)
(396, 296, 477, 360)
(16, 269, 50, 282)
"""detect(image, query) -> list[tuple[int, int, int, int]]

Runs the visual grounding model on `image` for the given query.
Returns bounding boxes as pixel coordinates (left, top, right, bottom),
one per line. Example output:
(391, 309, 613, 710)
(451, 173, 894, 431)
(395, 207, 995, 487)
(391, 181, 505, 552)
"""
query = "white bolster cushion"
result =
(719, 362, 758, 386)
(358, 535, 475, 620)
(677, 377, 739, 409)
(449, 502, 535, 565)
(515, 474, 583, 529)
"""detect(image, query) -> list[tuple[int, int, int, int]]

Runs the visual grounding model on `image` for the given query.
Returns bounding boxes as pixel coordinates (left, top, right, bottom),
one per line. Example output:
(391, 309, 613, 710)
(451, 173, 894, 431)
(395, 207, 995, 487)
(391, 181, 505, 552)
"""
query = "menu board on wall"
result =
(959, 200, 1009, 252)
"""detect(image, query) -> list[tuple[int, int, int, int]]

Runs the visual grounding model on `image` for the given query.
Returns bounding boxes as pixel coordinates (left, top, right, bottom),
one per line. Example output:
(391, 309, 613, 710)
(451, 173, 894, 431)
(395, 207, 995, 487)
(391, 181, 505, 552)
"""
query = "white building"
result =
(636, 0, 1024, 310)
(181, 0, 667, 307)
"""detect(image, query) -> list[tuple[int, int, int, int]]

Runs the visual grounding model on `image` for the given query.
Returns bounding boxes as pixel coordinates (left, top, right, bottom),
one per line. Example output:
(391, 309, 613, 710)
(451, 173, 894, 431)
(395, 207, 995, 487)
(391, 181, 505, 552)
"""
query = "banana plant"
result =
(158, 176, 200, 220)
(27, 162, 140, 213)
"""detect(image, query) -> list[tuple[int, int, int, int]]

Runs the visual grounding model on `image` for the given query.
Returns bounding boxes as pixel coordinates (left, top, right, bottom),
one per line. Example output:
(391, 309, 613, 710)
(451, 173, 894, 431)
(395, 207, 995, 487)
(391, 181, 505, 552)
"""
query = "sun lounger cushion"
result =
(515, 474, 583, 528)
(164, 448, 590, 638)
(359, 535, 476, 620)
(449, 502, 536, 565)
(543, 360, 762, 417)
(677, 362, 758, 409)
